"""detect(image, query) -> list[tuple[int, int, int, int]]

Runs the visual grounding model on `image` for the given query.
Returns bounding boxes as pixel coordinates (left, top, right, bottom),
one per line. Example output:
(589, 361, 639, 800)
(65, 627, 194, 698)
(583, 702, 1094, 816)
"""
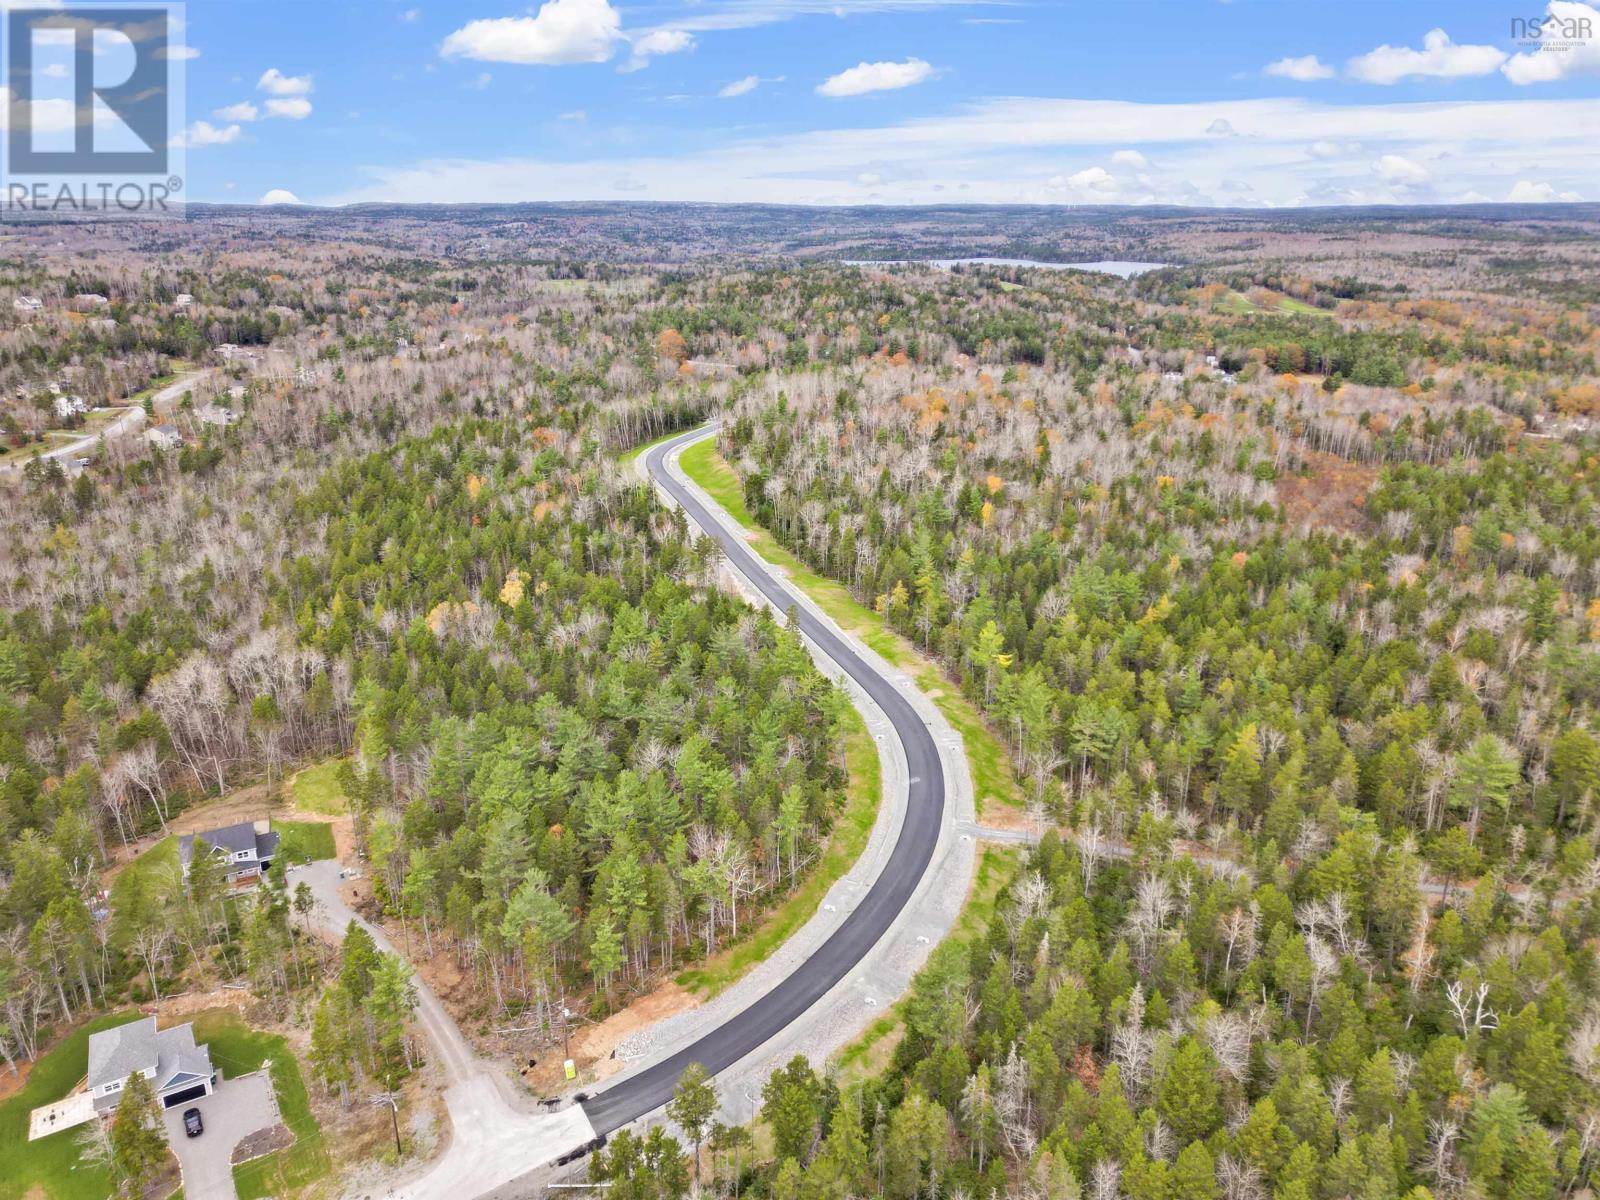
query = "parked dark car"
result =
(183, 1107, 203, 1138)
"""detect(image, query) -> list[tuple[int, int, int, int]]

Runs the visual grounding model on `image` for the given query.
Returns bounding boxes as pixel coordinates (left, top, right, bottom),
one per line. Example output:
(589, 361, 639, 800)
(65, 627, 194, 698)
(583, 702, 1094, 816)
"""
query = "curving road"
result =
(0, 370, 210, 477)
(580, 423, 949, 1134)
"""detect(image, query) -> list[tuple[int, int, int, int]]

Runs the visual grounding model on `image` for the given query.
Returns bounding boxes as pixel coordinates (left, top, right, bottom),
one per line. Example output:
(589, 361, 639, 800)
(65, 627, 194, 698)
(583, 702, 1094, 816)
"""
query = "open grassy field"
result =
(678, 437, 1025, 819)
(0, 1012, 139, 1200)
(271, 818, 337, 863)
(1208, 286, 1334, 319)
(676, 703, 881, 998)
(187, 1009, 329, 1200)
(289, 760, 348, 815)
(110, 833, 179, 905)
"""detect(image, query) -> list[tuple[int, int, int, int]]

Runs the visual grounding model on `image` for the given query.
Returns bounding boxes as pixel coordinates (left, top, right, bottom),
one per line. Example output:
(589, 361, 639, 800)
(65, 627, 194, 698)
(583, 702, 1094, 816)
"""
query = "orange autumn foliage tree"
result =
(656, 328, 689, 364)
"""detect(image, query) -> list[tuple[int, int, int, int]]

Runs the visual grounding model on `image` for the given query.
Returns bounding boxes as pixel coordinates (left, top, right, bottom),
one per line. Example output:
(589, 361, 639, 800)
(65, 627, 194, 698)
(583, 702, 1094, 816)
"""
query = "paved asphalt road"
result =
(580, 424, 948, 1134)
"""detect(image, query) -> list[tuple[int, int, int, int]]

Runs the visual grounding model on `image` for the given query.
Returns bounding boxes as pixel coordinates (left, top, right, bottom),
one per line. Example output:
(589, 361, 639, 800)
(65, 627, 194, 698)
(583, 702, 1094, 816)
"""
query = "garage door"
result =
(162, 1084, 208, 1109)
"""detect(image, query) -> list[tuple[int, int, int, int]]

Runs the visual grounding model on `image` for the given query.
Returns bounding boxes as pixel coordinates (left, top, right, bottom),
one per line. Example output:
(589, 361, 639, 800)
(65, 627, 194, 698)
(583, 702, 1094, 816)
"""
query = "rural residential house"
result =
(144, 423, 183, 451)
(179, 819, 280, 883)
(87, 1017, 215, 1112)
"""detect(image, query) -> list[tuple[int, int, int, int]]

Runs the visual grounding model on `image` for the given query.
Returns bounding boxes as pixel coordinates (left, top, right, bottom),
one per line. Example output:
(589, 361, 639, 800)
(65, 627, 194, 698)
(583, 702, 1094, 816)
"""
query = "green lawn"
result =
(678, 437, 1024, 818)
(289, 760, 348, 815)
(187, 1009, 329, 1200)
(677, 703, 881, 998)
(271, 819, 337, 863)
(832, 844, 1022, 1084)
(619, 427, 690, 465)
(0, 1011, 140, 1200)
(110, 835, 179, 909)
(1277, 295, 1333, 317)
(1208, 287, 1333, 320)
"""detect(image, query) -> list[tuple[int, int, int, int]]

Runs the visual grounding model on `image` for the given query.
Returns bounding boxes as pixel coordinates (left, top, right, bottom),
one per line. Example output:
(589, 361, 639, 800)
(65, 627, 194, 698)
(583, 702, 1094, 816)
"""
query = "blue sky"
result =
(165, 0, 1600, 206)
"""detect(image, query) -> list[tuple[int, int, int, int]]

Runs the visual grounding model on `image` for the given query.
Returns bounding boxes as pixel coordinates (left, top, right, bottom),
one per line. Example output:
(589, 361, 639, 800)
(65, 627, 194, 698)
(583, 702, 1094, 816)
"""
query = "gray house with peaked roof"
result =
(87, 1017, 216, 1112)
(179, 819, 280, 884)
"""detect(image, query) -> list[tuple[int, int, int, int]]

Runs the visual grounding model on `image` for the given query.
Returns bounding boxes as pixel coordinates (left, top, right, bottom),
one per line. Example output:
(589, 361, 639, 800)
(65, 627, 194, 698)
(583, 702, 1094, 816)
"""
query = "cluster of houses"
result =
(26, 818, 286, 1144)
(12, 292, 197, 316)
(86, 822, 280, 1106)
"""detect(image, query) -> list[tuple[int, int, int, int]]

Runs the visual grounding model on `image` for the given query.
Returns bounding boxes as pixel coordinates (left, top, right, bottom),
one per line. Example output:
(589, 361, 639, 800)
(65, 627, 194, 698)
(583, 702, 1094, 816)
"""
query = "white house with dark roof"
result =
(144, 423, 183, 451)
(179, 819, 280, 884)
(87, 1017, 215, 1111)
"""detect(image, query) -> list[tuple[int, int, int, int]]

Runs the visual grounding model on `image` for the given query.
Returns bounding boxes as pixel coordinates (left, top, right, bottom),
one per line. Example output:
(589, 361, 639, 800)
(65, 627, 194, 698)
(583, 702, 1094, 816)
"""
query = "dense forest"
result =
(2, 208, 1599, 1200)
(665, 263, 1600, 1196)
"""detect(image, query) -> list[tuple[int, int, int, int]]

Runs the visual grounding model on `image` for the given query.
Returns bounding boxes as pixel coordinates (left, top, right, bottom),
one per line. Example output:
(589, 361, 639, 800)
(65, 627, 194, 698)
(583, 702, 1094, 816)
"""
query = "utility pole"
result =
(371, 1076, 403, 1160)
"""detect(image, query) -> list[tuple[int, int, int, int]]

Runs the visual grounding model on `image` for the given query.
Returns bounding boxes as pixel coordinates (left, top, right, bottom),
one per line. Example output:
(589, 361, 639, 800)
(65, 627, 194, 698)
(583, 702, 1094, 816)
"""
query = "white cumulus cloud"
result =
(1069, 166, 1117, 193)
(1265, 54, 1334, 81)
(622, 27, 694, 72)
(1042, 166, 1120, 200)
(441, 0, 621, 65)
(258, 68, 314, 96)
(1347, 29, 1506, 83)
(1308, 140, 1359, 159)
(1111, 149, 1149, 168)
(1372, 153, 1431, 185)
(173, 120, 240, 148)
(816, 57, 935, 97)
(1502, 1, 1600, 83)
(1507, 179, 1582, 201)
(719, 74, 760, 98)
(264, 97, 312, 119)
(215, 101, 258, 122)
(258, 188, 301, 205)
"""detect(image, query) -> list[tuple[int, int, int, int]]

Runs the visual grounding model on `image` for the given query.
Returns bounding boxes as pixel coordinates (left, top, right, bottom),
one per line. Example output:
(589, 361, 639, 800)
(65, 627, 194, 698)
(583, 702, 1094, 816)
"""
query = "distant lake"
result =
(843, 257, 1169, 278)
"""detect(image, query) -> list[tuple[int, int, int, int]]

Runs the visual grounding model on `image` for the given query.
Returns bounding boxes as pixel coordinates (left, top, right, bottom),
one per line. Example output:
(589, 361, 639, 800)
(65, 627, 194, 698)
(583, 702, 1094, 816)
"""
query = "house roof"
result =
(178, 821, 280, 868)
(153, 1023, 213, 1086)
(87, 1017, 214, 1109)
(88, 1017, 159, 1090)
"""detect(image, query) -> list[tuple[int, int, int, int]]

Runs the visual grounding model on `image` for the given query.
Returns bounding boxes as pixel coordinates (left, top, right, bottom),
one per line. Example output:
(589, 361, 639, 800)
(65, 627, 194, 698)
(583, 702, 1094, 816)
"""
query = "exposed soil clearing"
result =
(522, 980, 701, 1095)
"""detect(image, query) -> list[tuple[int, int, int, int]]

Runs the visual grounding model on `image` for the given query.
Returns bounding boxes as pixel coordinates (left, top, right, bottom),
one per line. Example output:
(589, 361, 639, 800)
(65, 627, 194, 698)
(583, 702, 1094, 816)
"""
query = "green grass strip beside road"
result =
(832, 844, 1022, 1084)
(676, 704, 880, 999)
(677, 436, 1025, 819)
(619, 427, 688, 465)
